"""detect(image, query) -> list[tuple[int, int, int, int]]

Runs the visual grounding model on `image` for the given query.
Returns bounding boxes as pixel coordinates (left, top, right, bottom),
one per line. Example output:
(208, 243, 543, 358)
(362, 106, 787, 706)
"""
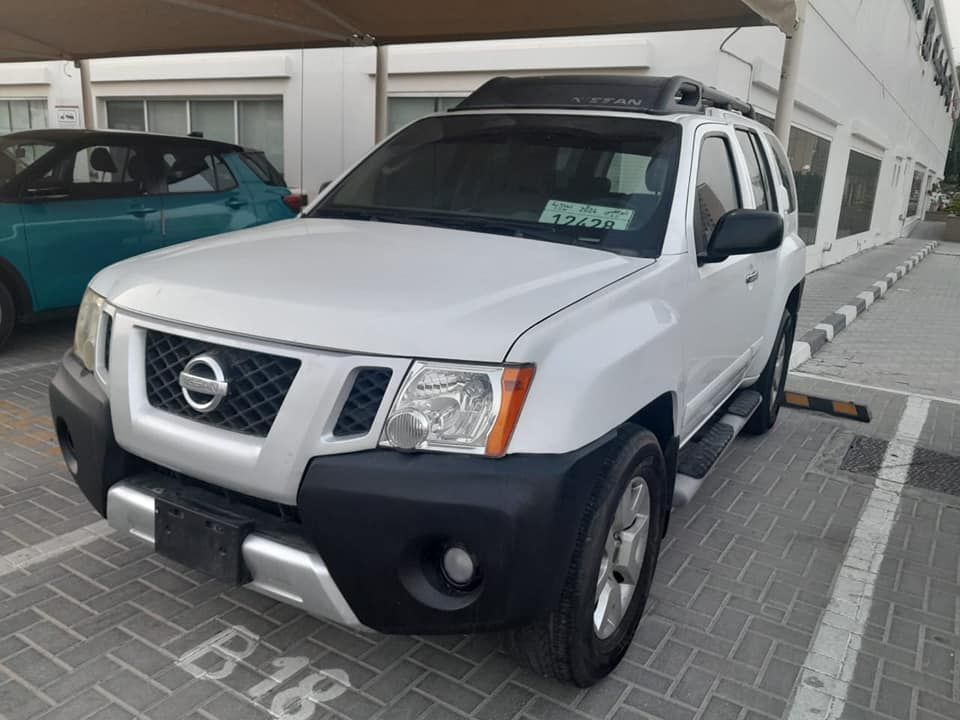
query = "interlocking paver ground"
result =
(2, 230, 960, 719)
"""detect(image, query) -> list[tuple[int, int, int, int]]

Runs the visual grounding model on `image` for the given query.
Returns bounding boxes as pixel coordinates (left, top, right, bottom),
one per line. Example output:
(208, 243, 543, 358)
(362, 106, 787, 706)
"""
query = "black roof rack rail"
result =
(453, 75, 755, 119)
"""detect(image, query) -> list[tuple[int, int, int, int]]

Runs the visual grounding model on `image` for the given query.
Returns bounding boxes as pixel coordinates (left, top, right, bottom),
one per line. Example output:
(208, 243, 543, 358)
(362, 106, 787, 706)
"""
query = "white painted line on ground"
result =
(788, 371, 960, 407)
(789, 341, 812, 370)
(837, 305, 858, 327)
(856, 291, 874, 308)
(0, 520, 111, 577)
(0, 360, 60, 378)
(814, 323, 835, 342)
(785, 395, 931, 720)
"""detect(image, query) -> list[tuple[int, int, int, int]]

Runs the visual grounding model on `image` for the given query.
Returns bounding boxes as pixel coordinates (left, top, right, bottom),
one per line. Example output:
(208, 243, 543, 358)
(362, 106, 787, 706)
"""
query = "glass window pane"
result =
(907, 168, 925, 217)
(837, 150, 881, 238)
(162, 146, 217, 193)
(147, 100, 187, 135)
(238, 99, 283, 174)
(694, 136, 741, 254)
(764, 132, 798, 212)
(0, 102, 10, 134)
(786, 127, 830, 246)
(212, 154, 237, 191)
(9, 101, 30, 132)
(106, 100, 145, 131)
(387, 97, 435, 134)
(190, 100, 235, 143)
(29, 100, 47, 129)
(735, 129, 771, 211)
(436, 97, 464, 112)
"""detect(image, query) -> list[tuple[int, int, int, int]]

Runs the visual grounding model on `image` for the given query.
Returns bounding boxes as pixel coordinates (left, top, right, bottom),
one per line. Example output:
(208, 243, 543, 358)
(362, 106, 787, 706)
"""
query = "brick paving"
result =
(1, 249, 959, 719)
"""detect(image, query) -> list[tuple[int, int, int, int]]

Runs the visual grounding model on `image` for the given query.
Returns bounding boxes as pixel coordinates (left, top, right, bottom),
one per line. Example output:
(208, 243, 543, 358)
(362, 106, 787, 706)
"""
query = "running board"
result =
(673, 390, 762, 507)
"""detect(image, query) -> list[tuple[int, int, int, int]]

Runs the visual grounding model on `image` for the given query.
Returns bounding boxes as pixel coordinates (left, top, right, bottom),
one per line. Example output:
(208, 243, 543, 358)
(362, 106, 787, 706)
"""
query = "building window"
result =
(911, 0, 926, 20)
(387, 97, 464, 134)
(0, 99, 47, 135)
(907, 167, 925, 217)
(921, 9, 936, 61)
(104, 97, 283, 171)
(837, 151, 882, 238)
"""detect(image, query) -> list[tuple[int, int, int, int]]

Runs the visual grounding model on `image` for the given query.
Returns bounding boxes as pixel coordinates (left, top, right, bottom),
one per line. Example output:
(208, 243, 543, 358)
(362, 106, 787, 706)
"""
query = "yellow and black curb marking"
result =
(784, 392, 871, 423)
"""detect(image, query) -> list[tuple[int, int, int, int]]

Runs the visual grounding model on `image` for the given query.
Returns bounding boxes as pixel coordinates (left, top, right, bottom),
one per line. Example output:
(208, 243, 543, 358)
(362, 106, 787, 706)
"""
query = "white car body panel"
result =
(90, 218, 643, 363)
(88, 106, 806, 503)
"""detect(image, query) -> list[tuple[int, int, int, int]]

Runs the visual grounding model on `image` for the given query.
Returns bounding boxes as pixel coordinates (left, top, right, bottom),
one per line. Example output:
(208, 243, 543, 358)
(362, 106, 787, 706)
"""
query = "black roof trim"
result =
(1, 128, 242, 152)
(454, 75, 755, 119)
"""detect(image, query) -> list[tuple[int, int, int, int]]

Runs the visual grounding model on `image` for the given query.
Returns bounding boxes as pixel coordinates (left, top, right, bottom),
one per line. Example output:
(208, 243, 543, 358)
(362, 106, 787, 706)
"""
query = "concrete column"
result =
(374, 45, 389, 143)
(774, 0, 807, 149)
(76, 59, 95, 129)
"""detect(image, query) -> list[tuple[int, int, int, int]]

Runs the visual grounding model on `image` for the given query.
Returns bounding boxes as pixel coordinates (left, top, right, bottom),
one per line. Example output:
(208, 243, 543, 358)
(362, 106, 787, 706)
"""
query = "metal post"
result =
(773, 0, 807, 148)
(374, 45, 389, 143)
(76, 59, 96, 129)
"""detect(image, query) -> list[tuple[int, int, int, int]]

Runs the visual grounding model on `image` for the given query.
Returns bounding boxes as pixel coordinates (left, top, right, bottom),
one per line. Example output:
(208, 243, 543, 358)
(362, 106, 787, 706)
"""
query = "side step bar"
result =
(673, 390, 762, 507)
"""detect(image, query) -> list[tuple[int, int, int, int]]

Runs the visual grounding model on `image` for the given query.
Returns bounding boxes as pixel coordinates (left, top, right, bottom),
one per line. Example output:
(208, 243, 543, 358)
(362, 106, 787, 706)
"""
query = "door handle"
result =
(128, 206, 158, 217)
(745, 269, 759, 284)
(225, 197, 248, 209)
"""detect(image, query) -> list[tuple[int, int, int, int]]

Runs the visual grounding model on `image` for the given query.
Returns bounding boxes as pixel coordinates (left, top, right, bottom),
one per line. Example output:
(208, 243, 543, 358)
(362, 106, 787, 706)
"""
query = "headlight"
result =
(381, 362, 534, 457)
(73, 289, 105, 371)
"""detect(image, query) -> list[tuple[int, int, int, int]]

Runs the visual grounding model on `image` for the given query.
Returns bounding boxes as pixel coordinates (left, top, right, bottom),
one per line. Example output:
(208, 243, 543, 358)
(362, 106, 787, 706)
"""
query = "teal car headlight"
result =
(73, 289, 105, 372)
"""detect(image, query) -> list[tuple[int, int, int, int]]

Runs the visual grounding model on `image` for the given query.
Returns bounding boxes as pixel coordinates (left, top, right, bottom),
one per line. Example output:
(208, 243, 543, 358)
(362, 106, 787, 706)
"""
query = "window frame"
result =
(734, 127, 776, 212)
(17, 138, 147, 202)
(688, 129, 745, 258)
(155, 142, 239, 196)
(837, 148, 883, 238)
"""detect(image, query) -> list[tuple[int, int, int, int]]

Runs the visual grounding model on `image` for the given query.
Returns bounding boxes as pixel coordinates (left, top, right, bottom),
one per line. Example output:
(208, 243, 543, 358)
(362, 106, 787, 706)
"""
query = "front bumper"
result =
(50, 351, 620, 634)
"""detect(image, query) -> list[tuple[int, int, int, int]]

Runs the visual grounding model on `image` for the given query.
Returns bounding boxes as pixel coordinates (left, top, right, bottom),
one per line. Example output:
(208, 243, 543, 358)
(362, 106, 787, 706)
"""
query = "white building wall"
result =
(0, 0, 954, 272)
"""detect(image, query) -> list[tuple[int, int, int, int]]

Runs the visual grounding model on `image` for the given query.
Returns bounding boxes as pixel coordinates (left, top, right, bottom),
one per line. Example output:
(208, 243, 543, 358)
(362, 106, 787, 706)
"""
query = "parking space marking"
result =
(785, 395, 931, 720)
(0, 520, 111, 576)
(789, 370, 960, 407)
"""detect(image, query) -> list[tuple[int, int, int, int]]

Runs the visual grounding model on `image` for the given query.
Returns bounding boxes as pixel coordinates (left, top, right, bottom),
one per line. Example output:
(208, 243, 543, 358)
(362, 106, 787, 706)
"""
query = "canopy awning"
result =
(0, 0, 800, 63)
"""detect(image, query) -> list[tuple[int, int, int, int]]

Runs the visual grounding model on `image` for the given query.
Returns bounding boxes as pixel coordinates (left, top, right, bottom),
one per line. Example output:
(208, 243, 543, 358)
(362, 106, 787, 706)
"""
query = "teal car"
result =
(0, 129, 300, 348)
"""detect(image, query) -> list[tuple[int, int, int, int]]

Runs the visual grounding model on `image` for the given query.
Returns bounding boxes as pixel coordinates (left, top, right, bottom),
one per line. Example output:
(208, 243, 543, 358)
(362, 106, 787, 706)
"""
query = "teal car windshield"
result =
(0, 137, 56, 192)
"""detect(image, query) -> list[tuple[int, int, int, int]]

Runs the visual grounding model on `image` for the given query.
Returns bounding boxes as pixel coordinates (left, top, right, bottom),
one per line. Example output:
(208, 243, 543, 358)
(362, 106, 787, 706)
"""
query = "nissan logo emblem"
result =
(179, 354, 229, 413)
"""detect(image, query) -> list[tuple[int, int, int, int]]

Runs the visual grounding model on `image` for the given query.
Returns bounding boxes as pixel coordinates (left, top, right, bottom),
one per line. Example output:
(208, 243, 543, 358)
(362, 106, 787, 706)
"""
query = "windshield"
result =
(311, 113, 681, 257)
(0, 137, 57, 190)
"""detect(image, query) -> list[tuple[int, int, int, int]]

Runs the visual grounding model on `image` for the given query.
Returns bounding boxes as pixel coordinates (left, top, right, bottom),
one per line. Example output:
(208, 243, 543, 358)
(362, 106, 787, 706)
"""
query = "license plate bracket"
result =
(155, 495, 254, 585)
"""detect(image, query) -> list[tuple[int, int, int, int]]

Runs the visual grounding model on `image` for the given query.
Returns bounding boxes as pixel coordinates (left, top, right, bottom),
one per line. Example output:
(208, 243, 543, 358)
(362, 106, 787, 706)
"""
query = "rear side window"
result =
(694, 136, 741, 254)
(239, 151, 286, 187)
(764, 132, 797, 212)
(735, 129, 772, 211)
(162, 146, 237, 193)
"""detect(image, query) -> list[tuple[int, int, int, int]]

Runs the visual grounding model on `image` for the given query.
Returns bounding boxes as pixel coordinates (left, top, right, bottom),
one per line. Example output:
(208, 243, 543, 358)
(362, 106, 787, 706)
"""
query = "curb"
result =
(788, 240, 939, 370)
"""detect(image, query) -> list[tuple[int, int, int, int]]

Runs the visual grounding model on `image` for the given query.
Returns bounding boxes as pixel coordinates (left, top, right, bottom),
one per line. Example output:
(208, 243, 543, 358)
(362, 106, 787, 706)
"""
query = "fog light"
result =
(442, 546, 476, 587)
(384, 409, 430, 449)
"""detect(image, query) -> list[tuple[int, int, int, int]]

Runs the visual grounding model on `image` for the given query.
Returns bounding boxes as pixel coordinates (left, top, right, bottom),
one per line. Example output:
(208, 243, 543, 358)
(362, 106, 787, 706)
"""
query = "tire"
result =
(0, 282, 15, 351)
(744, 306, 795, 435)
(505, 427, 665, 686)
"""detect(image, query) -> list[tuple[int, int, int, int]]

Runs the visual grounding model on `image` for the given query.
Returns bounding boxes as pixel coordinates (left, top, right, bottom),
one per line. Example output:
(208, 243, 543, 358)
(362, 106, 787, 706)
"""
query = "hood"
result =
(92, 218, 652, 361)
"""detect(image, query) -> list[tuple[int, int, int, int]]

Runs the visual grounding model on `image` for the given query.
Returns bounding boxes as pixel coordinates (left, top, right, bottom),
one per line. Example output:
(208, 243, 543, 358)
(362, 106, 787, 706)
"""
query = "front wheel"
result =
(505, 427, 665, 686)
(744, 307, 795, 435)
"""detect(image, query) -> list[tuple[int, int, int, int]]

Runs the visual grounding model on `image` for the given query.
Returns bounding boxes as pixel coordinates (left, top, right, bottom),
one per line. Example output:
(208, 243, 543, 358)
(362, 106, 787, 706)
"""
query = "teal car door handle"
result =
(128, 206, 159, 217)
(225, 197, 248, 209)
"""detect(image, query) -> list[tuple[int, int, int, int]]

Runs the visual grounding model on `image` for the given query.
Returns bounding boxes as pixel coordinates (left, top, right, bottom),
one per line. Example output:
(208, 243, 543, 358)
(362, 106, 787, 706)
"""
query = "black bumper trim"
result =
(297, 433, 622, 634)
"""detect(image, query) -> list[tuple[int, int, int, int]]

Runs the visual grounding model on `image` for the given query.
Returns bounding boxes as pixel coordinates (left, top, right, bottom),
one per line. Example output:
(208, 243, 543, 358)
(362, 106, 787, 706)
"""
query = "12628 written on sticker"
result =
(538, 200, 635, 230)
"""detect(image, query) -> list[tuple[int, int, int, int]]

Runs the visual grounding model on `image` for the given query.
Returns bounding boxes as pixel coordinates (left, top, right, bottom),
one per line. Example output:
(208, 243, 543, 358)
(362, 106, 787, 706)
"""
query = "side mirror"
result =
(701, 209, 783, 264)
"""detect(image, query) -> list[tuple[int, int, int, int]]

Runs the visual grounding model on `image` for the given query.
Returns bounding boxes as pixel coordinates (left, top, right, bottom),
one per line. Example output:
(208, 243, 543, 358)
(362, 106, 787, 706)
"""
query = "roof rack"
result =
(453, 75, 755, 119)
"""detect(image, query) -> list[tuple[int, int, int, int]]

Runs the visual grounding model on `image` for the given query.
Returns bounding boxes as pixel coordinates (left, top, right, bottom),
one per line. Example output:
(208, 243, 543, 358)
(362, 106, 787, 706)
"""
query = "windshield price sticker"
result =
(539, 200, 634, 230)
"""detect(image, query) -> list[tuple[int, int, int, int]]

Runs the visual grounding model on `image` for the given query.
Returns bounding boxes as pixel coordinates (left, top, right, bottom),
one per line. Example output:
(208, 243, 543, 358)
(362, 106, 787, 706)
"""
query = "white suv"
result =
(50, 75, 806, 686)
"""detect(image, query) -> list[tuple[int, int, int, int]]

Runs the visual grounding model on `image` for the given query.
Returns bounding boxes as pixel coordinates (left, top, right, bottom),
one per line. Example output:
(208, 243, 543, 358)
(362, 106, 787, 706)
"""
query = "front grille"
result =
(333, 368, 392, 437)
(145, 331, 300, 437)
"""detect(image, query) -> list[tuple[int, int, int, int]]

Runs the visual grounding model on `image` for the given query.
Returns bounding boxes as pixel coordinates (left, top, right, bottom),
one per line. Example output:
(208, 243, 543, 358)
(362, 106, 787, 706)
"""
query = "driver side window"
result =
(694, 136, 741, 255)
